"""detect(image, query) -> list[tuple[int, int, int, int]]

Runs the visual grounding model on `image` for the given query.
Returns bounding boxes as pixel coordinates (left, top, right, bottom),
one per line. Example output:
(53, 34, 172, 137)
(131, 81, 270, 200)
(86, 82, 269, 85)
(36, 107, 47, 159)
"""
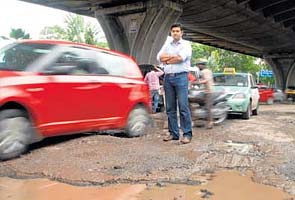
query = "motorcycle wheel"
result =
(213, 112, 228, 125)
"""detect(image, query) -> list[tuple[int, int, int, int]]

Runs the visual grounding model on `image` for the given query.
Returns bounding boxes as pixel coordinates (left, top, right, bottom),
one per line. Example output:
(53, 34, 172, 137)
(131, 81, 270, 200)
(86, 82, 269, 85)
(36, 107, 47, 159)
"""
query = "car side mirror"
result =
(251, 85, 258, 89)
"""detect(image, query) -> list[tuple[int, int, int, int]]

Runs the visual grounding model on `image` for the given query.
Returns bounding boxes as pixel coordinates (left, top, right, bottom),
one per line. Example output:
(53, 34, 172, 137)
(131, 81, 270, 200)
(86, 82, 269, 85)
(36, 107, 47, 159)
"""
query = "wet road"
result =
(0, 171, 292, 200)
(0, 104, 295, 199)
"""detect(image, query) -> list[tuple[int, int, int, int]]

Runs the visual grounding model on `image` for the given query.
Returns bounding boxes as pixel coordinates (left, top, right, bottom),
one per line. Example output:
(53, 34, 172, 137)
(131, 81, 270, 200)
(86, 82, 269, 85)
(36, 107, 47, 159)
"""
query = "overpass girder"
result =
(265, 56, 295, 89)
(95, 0, 183, 64)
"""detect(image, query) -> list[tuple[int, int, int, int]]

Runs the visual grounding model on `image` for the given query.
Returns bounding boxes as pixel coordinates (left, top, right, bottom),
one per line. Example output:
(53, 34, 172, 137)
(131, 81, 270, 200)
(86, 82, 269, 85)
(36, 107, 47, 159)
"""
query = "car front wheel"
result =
(0, 109, 34, 160)
(252, 103, 259, 115)
(242, 104, 251, 120)
(125, 106, 151, 137)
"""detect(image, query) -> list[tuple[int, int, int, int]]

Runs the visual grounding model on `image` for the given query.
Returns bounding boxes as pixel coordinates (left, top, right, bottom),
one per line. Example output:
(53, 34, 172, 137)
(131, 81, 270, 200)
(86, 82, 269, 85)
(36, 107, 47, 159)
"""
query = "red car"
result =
(0, 40, 151, 160)
(257, 84, 274, 104)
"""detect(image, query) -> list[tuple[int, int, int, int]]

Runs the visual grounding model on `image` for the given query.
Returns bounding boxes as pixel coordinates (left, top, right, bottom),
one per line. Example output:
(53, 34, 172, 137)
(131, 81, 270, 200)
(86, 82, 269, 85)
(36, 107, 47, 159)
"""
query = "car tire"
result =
(242, 104, 251, 120)
(0, 109, 34, 160)
(267, 98, 274, 105)
(252, 103, 259, 115)
(125, 106, 151, 137)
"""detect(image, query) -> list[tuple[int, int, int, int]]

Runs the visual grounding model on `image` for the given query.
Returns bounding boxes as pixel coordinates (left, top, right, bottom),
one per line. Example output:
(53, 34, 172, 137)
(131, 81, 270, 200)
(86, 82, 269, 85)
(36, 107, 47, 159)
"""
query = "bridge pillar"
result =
(95, 0, 183, 64)
(265, 56, 295, 89)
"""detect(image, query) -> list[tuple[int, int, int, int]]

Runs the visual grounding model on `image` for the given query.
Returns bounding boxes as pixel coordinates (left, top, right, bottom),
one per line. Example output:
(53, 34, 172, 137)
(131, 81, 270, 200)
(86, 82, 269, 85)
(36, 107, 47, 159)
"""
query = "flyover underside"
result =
(21, 0, 295, 58)
(179, 0, 295, 58)
(20, 0, 295, 88)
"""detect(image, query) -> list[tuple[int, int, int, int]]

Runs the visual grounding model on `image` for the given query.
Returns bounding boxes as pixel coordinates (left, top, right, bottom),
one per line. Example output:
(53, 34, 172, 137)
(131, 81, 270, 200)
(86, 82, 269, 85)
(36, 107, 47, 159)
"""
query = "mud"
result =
(0, 104, 295, 198)
(0, 171, 292, 200)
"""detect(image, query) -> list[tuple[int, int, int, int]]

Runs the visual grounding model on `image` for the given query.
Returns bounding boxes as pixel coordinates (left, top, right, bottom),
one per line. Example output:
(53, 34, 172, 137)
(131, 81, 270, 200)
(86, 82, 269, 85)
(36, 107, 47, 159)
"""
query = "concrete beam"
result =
(265, 56, 295, 89)
(95, 2, 145, 15)
(95, 0, 183, 64)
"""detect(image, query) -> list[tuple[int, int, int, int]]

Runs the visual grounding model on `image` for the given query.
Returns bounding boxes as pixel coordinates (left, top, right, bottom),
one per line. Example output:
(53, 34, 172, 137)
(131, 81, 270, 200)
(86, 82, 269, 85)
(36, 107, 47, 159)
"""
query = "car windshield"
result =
(213, 74, 248, 87)
(0, 43, 54, 71)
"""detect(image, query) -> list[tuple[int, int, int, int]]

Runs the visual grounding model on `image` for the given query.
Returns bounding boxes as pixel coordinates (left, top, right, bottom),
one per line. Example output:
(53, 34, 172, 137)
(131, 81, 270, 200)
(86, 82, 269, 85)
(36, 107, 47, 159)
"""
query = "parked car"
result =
(285, 86, 295, 102)
(213, 70, 260, 119)
(257, 84, 274, 104)
(0, 40, 151, 160)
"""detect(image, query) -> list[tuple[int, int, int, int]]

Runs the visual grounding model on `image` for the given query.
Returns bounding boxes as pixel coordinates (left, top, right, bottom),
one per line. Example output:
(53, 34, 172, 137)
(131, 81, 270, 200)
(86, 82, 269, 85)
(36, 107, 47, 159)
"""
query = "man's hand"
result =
(159, 53, 171, 62)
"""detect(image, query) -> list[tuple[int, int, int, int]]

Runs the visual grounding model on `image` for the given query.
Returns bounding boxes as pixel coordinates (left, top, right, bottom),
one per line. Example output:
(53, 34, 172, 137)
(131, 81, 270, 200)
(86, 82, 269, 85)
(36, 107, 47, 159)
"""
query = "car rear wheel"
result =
(125, 106, 151, 137)
(0, 109, 34, 160)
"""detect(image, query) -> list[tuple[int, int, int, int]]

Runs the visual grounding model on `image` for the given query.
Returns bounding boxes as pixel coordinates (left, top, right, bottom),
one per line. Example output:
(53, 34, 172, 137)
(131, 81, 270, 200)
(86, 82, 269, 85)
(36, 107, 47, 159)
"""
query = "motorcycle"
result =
(188, 85, 230, 126)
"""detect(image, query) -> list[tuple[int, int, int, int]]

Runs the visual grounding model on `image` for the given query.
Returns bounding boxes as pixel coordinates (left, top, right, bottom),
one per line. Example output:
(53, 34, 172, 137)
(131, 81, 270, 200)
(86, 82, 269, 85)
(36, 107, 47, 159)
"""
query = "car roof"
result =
(20, 39, 134, 61)
(213, 72, 251, 76)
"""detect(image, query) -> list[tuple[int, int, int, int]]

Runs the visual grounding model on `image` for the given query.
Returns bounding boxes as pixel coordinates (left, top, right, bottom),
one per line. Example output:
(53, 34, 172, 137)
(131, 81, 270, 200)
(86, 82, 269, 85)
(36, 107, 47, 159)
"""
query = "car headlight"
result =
(232, 93, 246, 99)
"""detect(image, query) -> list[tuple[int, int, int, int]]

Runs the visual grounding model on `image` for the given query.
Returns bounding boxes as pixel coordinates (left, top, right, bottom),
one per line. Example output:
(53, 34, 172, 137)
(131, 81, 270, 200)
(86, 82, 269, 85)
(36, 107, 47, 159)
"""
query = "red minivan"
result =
(0, 40, 151, 160)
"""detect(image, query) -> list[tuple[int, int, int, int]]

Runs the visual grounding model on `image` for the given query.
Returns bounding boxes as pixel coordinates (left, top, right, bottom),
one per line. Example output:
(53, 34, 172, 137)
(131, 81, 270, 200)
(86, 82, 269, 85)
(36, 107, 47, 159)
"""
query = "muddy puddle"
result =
(0, 171, 293, 200)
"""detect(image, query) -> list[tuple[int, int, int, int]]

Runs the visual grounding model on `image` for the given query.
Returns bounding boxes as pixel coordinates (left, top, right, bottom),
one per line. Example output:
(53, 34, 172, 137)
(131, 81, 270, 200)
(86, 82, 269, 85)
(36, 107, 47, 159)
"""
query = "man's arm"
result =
(158, 53, 183, 64)
(161, 41, 192, 64)
(165, 55, 183, 64)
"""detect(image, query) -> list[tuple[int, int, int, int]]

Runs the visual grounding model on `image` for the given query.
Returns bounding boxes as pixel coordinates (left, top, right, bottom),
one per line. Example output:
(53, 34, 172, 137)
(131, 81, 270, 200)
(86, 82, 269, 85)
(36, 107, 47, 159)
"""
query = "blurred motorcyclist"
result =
(196, 60, 214, 129)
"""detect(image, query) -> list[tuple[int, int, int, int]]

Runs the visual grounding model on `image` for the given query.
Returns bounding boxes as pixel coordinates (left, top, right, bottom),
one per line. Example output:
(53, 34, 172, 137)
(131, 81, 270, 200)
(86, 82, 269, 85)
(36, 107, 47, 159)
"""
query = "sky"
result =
(0, 0, 104, 39)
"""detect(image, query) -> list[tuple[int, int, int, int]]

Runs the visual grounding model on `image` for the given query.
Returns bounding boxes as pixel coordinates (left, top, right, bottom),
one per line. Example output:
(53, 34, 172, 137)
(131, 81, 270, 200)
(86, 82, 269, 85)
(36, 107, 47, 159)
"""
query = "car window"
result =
(45, 47, 102, 75)
(95, 51, 140, 77)
(0, 43, 54, 71)
(213, 74, 248, 87)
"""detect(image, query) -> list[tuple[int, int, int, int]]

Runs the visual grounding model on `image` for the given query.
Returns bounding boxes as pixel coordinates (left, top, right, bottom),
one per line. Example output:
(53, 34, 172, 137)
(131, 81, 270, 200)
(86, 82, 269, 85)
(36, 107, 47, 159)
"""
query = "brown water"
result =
(0, 171, 293, 200)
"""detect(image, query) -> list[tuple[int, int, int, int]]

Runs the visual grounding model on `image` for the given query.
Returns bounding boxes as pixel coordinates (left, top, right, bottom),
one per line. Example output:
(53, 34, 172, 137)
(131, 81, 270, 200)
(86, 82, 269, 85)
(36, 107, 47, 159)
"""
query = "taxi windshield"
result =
(213, 74, 248, 87)
(0, 43, 54, 71)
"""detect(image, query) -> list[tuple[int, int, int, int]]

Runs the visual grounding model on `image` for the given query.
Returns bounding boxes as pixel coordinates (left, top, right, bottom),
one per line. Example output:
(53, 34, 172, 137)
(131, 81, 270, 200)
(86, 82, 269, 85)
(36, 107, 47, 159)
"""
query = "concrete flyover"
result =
(21, 0, 295, 89)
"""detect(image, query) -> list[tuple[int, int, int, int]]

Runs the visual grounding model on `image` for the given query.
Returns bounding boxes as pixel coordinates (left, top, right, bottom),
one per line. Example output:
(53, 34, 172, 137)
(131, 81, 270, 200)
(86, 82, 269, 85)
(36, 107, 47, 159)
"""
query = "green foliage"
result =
(96, 42, 109, 49)
(191, 42, 269, 78)
(85, 23, 98, 45)
(40, 14, 108, 47)
(40, 25, 66, 40)
(9, 28, 30, 39)
(64, 14, 84, 43)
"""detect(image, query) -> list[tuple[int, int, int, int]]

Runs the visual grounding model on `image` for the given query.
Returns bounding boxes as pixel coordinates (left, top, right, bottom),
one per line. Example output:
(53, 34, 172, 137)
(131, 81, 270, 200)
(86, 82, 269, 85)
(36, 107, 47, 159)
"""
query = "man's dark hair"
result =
(170, 23, 183, 31)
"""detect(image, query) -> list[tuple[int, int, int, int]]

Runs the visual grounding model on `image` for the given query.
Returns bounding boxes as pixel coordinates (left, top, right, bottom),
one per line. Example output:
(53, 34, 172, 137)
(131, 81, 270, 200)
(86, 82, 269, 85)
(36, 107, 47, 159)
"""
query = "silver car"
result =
(273, 88, 285, 102)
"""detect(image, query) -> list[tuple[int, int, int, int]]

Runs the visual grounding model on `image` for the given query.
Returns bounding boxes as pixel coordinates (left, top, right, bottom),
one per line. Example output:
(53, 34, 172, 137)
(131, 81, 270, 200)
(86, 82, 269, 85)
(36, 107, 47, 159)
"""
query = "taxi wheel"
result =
(125, 106, 151, 137)
(0, 109, 34, 160)
(252, 103, 259, 115)
(242, 104, 251, 120)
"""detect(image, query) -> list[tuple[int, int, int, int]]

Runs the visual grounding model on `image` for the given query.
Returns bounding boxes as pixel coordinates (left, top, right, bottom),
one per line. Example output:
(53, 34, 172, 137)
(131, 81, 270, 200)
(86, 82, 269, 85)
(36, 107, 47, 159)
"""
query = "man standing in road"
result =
(144, 65, 164, 113)
(197, 61, 214, 129)
(157, 23, 193, 144)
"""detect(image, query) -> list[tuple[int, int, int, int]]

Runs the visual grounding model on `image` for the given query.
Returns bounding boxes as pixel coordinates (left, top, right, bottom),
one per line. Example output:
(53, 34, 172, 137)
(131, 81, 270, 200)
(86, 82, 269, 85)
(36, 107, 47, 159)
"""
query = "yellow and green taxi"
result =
(285, 86, 295, 102)
(213, 68, 260, 119)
